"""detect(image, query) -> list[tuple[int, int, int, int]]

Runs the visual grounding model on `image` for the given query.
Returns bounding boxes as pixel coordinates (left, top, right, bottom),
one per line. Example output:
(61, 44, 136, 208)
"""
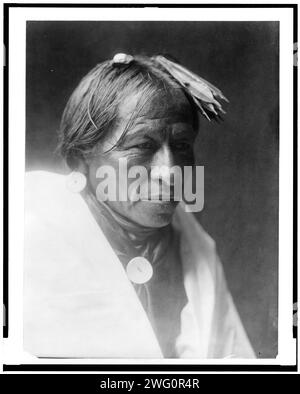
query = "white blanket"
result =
(24, 171, 255, 358)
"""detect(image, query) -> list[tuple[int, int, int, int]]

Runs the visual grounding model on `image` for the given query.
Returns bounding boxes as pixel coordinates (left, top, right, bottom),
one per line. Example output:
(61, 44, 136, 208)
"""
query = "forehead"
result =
(117, 87, 194, 125)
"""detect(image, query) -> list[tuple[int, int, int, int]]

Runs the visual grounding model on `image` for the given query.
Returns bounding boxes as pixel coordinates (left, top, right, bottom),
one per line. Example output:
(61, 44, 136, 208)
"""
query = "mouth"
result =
(139, 189, 180, 202)
(140, 195, 178, 202)
(139, 198, 179, 211)
(140, 200, 176, 205)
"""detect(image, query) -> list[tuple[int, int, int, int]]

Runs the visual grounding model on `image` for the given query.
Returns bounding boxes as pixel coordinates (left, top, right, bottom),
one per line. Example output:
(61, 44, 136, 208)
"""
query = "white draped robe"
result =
(23, 171, 255, 359)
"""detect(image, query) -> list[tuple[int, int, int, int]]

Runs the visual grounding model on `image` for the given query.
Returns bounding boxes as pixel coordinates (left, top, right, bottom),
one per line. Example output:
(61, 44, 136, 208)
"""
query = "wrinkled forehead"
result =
(117, 87, 195, 126)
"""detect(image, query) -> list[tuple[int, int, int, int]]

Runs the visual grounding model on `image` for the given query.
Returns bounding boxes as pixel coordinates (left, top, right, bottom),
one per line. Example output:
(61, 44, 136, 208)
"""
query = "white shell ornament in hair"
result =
(112, 53, 134, 65)
(66, 171, 87, 193)
(126, 257, 153, 284)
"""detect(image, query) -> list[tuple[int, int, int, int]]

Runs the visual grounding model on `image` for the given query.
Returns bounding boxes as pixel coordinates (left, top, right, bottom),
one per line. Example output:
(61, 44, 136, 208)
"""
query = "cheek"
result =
(87, 155, 119, 195)
(87, 152, 148, 201)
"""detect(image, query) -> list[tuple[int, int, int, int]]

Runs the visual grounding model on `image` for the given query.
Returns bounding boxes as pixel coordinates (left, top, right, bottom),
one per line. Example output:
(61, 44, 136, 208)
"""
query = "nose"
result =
(150, 144, 176, 185)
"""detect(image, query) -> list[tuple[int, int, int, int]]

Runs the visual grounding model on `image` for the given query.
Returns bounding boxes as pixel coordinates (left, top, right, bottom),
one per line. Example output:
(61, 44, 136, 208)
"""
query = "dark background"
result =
(26, 21, 279, 358)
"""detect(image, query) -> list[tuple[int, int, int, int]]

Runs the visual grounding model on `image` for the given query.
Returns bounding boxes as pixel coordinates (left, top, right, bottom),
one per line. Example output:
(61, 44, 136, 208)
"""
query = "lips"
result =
(139, 186, 181, 200)
(140, 193, 177, 202)
(140, 199, 178, 212)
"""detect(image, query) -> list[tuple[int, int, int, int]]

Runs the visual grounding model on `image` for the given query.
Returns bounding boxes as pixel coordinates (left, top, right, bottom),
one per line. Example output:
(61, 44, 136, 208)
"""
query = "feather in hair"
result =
(153, 55, 229, 121)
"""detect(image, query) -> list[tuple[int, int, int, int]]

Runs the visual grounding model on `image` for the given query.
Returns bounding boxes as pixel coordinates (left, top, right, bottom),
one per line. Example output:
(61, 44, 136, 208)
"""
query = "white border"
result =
(2, 5, 296, 368)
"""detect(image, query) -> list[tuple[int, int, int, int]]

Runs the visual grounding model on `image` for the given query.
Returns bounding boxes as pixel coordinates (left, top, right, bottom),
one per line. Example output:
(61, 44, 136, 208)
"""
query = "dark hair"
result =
(58, 55, 199, 168)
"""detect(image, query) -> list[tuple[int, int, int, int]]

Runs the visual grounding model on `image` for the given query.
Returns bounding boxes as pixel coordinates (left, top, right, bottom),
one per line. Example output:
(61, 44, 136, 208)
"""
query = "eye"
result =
(133, 142, 155, 150)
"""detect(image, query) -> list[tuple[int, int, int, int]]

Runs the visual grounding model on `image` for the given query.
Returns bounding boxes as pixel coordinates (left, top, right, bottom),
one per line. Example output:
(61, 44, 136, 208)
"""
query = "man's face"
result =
(87, 88, 197, 227)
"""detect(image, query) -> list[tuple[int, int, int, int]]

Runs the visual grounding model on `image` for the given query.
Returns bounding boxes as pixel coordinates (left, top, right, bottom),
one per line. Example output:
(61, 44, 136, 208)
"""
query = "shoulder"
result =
(26, 170, 70, 209)
(25, 170, 86, 223)
(24, 171, 103, 293)
(24, 170, 95, 263)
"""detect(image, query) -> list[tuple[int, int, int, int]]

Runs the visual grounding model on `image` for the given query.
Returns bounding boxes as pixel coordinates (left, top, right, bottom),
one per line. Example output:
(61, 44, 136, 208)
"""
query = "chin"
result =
(145, 215, 174, 228)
